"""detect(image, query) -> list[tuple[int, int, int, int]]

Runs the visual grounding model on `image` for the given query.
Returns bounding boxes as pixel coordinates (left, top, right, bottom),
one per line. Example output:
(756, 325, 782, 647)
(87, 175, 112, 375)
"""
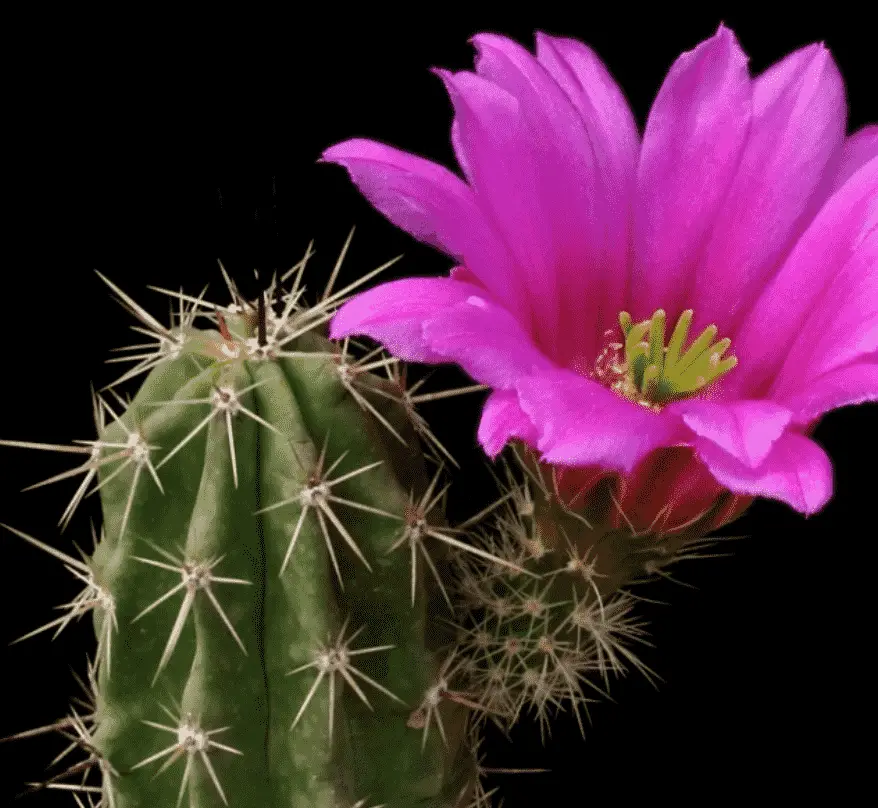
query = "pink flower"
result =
(323, 26, 877, 530)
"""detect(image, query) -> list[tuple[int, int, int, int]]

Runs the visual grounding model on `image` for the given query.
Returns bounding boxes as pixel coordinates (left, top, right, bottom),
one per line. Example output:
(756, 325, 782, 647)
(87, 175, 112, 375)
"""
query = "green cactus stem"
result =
(1, 240, 486, 808)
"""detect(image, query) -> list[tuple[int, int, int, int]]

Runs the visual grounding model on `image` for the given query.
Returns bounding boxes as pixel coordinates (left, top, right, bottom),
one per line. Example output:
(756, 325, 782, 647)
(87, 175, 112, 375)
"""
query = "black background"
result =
(2, 8, 875, 806)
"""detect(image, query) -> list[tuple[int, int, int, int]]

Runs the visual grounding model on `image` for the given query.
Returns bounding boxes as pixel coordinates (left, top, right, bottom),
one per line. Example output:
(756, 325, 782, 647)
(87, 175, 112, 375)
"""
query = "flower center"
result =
(592, 309, 737, 410)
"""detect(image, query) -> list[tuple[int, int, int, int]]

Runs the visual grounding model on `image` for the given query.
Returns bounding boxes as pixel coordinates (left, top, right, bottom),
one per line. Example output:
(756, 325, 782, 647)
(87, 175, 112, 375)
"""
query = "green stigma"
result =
(597, 309, 737, 409)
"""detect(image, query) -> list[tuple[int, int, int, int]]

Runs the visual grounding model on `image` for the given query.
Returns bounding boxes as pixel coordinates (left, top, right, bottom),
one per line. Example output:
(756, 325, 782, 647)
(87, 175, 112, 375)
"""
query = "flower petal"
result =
(433, 66, 570, 358)
(696, 431, 833, 515)
(534, 33, 639, 195)
(693, 43, 846, 335)
(534, 32, 639, 347)
(422, 294, 553, 389)
(832, 124, 878, 193)
(321, 138, 528, 317)
(672, 399, 793, 468)
(477, 389, 539, 458)
(771, 227, 877, 394)
(468, 33, 628, 364)
(329, 274, 486, 362)
(631, 25, 752, 320)
(782, 361, 878, 426)
(551, 464, 617, 513)
(514, 368, 681, 473)
(449, 266, 482, 285)
(731, 155, 878, 399)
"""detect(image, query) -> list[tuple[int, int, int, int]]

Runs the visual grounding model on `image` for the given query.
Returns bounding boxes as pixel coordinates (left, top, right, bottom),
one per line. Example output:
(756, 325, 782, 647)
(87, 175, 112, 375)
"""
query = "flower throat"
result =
(592, 309, 737, 410)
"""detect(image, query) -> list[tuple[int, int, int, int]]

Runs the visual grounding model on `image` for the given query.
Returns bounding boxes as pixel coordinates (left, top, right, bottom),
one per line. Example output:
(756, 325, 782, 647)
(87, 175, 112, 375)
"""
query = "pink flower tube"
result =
(323, 25, 877, 536)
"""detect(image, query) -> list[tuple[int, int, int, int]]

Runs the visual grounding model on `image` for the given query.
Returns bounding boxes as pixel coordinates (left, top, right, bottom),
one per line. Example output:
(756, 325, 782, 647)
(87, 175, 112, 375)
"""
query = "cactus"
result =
(1, 239, 488, 808)
(1, 237, 747, 808)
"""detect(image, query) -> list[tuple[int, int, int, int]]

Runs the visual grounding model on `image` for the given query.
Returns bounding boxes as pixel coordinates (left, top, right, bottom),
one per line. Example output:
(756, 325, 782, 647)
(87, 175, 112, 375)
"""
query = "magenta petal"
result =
(329, 275, 486, 362)
(535, 32, 639, 344)
(321, 138, 527, 317)
(693, 43, 846, 335)
(671, 399, 793, 468)
(434, 66, 569, 358)
(631, 25, 752, 320)
(467, 33, 615, 364)
(732, 156, 878, 399)
(514, 368, 681, 473)
(534, 32, 639, 190)
(782, 361, 878, 426)
(322, 138, 472, 255)
(477, 389, 539, 458)
(832, 124, 878, 193)
(697, 431, 833, 515)
(771, 228, 878, 396)
(450, 118, 473, 185)
(422, 294, 553, 389)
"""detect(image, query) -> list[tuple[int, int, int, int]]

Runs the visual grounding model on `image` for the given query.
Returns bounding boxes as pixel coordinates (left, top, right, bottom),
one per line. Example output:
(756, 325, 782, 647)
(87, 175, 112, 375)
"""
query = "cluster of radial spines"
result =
(287, 617, 404, 743)
(0, 387, 154, 537)
(439, 462, 656, 741)
(365, 356, 489, 470)
(130, 701, 244, 807)
(1, 658, 117, 807)
(324, 329, 490, 478)
(101, 234, 488, 483)
(1, 523, 117, 674)
(96, 233, 402, 389)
